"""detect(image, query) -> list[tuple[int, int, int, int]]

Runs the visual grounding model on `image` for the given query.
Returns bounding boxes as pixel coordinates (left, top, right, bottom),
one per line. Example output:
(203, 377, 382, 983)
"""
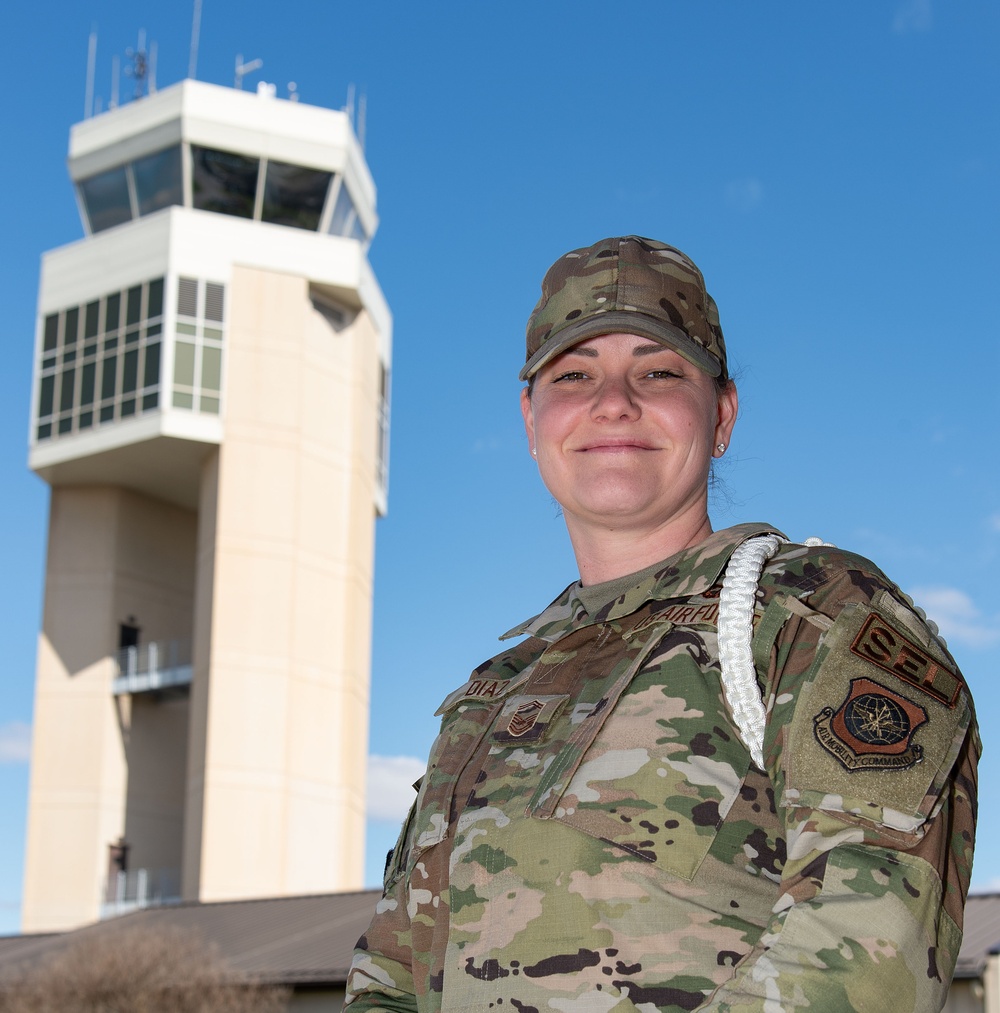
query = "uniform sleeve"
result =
(345, 806, 419, 1013)
(699, 563, 979, 1013)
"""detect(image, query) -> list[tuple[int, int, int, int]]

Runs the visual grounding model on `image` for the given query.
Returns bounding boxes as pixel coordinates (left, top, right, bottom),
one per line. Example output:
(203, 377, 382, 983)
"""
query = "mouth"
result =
(576, 439, 657, 453)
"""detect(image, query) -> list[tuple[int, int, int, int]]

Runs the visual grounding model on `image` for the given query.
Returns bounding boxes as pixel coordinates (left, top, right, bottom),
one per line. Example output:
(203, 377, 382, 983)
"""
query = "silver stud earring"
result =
(532, 447, 537, 457)
(716, 443, 726, 453)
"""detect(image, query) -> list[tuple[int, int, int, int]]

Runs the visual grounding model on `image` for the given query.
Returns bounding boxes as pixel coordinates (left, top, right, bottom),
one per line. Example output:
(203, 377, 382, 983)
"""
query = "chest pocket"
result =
(531, 625, 752, 882)
(401, 660, 538, 877)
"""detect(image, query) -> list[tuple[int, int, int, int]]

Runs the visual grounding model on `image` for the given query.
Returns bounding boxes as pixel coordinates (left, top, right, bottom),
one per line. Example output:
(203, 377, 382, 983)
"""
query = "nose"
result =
(591, 376, 640, 422)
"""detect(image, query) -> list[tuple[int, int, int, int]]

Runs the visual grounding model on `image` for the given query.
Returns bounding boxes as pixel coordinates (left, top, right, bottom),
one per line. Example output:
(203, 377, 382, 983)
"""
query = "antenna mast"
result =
(110, 54, 120, 109)
(85, 28, 97, 118)
(124, 30, 150, 101)
(188, 0, 202, 80)
(234, 54, 263, 90)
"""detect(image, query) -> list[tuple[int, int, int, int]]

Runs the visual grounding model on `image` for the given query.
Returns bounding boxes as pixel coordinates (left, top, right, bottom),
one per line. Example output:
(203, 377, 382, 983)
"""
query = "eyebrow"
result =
(562, 343, 673, 360)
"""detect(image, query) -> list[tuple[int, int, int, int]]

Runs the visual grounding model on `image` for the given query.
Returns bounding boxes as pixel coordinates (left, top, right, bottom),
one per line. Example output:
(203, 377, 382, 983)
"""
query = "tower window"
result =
(172, 278, 226, 416)
(261, 161, 332, 231)
(191, 146, 259, 219)
(35, 278, 164, 443)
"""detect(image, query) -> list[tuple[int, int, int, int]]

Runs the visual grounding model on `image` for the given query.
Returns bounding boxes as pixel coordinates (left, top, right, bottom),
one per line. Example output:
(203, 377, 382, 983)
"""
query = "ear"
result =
(520, 387, 536, 458)
(714, 382, 738, 452)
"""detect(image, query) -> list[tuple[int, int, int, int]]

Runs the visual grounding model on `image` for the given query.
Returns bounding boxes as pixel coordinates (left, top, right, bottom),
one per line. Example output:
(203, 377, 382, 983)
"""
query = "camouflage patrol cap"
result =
(521, 236, 727, 381)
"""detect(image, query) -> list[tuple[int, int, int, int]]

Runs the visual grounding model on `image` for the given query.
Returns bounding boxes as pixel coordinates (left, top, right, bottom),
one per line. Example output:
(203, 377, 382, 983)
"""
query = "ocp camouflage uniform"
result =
(347, 523, 979, 1013)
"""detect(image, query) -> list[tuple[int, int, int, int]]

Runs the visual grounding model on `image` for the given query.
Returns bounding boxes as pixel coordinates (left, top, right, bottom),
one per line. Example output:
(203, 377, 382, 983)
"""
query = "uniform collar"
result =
(500, 522, 785, 643)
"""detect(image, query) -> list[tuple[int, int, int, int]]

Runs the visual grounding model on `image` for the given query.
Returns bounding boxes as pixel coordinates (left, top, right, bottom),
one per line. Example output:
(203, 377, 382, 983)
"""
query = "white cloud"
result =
(724, 178, 763, 214)
(367, 754, 426, 822)
(892, 0, 932, 33)
(0, 722, 31, 764)
(908, 586, 1000, 649)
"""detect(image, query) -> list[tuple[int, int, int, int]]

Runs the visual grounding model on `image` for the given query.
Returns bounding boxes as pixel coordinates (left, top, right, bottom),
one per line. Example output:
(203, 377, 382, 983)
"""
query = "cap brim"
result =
(519, 311, 722, 381)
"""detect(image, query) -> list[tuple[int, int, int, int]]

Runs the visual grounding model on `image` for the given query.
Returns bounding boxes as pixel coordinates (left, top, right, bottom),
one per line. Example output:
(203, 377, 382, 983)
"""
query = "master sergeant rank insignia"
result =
(815, 676, 928, 772)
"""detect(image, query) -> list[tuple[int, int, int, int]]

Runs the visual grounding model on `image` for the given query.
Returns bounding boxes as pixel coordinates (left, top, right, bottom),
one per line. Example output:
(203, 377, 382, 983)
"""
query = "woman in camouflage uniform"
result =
(347, 236, 978, 1013)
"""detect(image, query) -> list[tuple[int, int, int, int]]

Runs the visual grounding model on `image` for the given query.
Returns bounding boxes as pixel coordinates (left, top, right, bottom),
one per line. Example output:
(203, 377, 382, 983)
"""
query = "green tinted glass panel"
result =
(174, 342, 196, 386)
(80, 362, 96, 407)
(173, 391, 193, 409)
(43, 314, 59, 352)
(39, 375, 55, 417)
(126, 286, 142, 326)
(147, 278, 164, 318)
(59, 368, 75, 412)
(201, 346, 222, 391)
(105, 293, 120, 332)
(121, 398, 136, 417)
(142, 392, 158, 411)
(64, 308, 79, 347)
(101, 357, 118, 399)
(37, 423, 52, 440)
(199, 395, 220, 414)
(143, 342, 160, 387)
(79, 410, 93, 429)
(122, 349, 139, 394)
(84, 301, 100, 338)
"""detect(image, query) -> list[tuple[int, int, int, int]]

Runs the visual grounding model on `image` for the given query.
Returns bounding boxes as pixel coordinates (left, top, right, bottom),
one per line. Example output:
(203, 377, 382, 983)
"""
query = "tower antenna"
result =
(234, 54, 263, 90)
(85, 27, 97, 118)
(358, 91, 367, 151)
(189, 0, 202, 80)
(124, 29, 149, 101)
(345, 83, 356, 127)
(110, 54, 120, 109)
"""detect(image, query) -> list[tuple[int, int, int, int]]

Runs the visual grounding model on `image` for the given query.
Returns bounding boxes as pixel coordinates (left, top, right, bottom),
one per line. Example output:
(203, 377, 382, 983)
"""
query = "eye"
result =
(551, 370, 590, 383)
(644, 369, 682, 380)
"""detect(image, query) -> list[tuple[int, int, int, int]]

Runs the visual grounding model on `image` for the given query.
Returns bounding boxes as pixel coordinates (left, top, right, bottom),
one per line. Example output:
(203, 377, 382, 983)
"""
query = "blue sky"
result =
(0, 1, 997, 935)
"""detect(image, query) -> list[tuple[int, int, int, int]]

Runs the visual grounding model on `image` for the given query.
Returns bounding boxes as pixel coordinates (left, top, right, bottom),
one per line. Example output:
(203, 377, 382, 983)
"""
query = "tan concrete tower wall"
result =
(22, 487, 197, 931)
(183, 264, 377, 902)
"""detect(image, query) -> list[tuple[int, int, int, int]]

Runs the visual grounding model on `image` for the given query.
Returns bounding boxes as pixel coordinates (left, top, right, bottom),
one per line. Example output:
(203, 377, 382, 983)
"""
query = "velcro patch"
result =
(851, 613, 961, 707)
(631, 599, 719, 636)
(784, 601, 970, 824)
(814, 677, 928, 772)
(492, 694, 568, 745)
(435, 676, 520, 716)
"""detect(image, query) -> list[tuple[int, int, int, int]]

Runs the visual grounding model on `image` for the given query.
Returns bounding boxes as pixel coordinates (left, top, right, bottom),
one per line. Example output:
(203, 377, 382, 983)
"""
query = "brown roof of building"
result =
(955, 893, 1000, 979)
(0, 888, 381, 987)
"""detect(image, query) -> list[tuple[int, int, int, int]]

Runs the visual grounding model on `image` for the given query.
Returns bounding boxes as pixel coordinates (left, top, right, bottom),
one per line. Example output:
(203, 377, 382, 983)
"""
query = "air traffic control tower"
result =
(22, 78, 391, 931)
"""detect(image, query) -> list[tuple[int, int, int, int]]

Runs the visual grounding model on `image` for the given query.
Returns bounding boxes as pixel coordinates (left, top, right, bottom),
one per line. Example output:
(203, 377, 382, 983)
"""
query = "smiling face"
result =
(521, 332, 738, 550)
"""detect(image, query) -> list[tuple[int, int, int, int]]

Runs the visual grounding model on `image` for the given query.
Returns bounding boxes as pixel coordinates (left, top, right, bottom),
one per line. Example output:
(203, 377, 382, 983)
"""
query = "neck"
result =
(568, 512, 714, 586)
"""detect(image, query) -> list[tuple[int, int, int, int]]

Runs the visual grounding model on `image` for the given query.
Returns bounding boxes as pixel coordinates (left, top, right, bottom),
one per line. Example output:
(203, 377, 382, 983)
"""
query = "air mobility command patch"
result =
(814, 677, 928, 771)
(785, 601, 969, 827)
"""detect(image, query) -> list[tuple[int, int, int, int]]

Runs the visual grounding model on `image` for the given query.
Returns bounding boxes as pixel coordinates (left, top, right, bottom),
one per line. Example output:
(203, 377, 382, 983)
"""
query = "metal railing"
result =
(112, 639, 192, 695)
(100, 867, 181, 919)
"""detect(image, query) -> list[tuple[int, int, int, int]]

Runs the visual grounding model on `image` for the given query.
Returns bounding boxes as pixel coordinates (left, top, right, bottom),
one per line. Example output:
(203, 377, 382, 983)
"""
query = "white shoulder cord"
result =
(717, 534, 787, 770)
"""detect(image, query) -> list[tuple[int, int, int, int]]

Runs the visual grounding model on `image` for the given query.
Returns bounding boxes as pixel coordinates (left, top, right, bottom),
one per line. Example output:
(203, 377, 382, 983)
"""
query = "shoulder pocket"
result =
(784, 601, 972, 835)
